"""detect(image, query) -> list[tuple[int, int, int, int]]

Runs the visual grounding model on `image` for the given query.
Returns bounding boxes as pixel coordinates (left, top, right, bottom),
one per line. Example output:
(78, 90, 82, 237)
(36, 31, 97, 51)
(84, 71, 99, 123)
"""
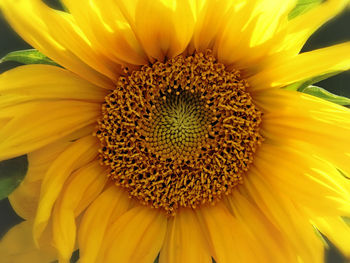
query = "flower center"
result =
(96, 51, 263, 214)
(144, 89, 212, 159)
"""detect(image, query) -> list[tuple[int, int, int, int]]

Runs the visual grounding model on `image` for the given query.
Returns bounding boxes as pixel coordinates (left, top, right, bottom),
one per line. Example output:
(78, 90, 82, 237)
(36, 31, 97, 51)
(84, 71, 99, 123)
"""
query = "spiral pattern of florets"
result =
(96, 51, 263, 214)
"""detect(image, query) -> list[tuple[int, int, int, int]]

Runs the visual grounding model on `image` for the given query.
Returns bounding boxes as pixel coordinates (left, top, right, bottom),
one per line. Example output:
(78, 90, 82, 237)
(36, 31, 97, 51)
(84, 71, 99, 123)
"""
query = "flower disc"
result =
(96, 52, 263, 214)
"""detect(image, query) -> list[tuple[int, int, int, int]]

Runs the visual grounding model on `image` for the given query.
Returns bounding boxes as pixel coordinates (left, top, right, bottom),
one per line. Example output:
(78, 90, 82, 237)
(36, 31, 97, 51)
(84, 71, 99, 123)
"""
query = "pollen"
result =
(96, 51, 263, 214)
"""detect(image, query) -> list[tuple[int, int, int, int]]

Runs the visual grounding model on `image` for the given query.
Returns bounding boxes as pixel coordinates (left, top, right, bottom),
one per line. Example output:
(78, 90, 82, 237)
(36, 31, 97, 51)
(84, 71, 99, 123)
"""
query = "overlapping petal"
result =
(52, 161, 108, 261)
(0, 65, 108, 107)
(215, 0, 296, 68)
(241, 171, 324, 263)
(61, 0, 148, 66)
(78, 186, 133, 263)
(250, 43, 350, 90)
(0, 65, 102, 160)
(8, 127, 93, 220)
(159, 209, 211, 263)
(100, 206, 167, 263)
(34, 136, 99, 243)
(246, 88, 350, 260)
(312, 217, 350, 257)
(279, 0, 350, 55)
(253, 88, 350, 173)
(0, 0, 119, 88)
(252, 145, 350, 216)
(0, 221, 57, 263)
(0, 100, 99, 161)
(196, 203, 270, 263)
(225, 192, 295, 262)
(133, 0, 195, 61)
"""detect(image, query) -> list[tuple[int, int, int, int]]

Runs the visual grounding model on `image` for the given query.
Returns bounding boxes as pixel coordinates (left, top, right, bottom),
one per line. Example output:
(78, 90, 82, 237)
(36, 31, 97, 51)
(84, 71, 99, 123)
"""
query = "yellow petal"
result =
(0, 221, 57, 263)
(254, 89, 350, 174)
(215, 0, 296, 67)
(195, 203, 261, 262)
(8, 180, 41, 221)
(249, 42, 350, 90)
(133, 0, 195, 61)
(242, 170, 324, 263)
(8, 126, 93, 220)
(313, 217, 350, 257)
(226, 192, 295, 262)
(78, 186, 132, 263)
(159, 208, 211, 263)
(34, 136, 99, 243)
(281, 0, 349, 55)
(24, 125, 93, 183)
(247, 0, 296, 46)
(101, 206, 167, 263)
(252, 144, 350, 216)
(192, 0, 235, 52)
(0, 65, 108, 108)
(52, 161, 108, 262)
(0, 0, 118, 88)
(62, 0, 148, 65)
(0, 100, 99, 161)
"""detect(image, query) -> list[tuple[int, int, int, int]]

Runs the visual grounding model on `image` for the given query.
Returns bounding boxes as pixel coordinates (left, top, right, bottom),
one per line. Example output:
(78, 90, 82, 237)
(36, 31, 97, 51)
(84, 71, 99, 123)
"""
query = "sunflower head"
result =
(1, 0, 350, 263)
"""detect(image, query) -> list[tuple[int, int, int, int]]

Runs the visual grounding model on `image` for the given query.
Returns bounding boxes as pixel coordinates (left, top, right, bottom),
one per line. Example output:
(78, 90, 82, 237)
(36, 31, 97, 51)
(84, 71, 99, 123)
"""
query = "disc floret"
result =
(96, 51, 263, 214)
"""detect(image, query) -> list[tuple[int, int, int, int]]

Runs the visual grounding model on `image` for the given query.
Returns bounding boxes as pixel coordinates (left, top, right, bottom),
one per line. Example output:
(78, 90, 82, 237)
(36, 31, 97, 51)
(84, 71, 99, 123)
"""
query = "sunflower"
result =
(1, 0, 350, 262)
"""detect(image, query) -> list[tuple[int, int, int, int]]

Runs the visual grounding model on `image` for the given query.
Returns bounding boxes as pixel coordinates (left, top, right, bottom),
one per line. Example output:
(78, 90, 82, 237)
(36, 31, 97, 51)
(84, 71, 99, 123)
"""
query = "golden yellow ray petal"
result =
(249, 42, 350, 90)
(242, 170, 324, 263)
(73, 173, 109, 216)
(52, 161, 108, 262)
(24, 125, 94, 183)
(225, 192, 295, 262)
(0, 0, 118, 88)
(159, 208, 211, 263)
(196, 203, 265, 263)
(61, 0, 148, 66)
(252, 144, 350, 216)
(253, 89, 350, 174)
(191, 0, 235, 52)
(8, 180, 41, 221)
(8, 126, 92, 220)
(78, 186, 132, 263)
(0, 221, 57, 263)
(133, 0, 195, 61)
(214, 1, 257, 65)
(33, 136, 99, 244)
(9, 145, 70, 220)
(100, 206, 167, 263)
(0, 65, 108, 108)
(0, 101, 99, 161)
(247, 0, 296, 46)
(215, 0, 296, 67)
(312, 217, 350, 257)
(281, 0, 349, 55)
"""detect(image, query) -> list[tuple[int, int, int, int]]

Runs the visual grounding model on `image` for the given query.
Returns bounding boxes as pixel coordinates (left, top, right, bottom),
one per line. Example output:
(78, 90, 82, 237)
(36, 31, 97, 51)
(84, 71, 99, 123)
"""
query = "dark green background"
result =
(0, 3, 350, 263)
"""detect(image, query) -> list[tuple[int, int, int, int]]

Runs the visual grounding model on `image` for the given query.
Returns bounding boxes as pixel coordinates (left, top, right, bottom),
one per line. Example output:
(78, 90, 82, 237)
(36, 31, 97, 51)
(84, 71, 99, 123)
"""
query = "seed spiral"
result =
(96, 51, 263, 214)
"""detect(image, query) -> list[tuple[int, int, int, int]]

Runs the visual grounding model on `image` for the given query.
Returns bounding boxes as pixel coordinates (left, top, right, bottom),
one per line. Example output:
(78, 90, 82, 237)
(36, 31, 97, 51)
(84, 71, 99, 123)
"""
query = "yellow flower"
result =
(1, 0, 350, 262)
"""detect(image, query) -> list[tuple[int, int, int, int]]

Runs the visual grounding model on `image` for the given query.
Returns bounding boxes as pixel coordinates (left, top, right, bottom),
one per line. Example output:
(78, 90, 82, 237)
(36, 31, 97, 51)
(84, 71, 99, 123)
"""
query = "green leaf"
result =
(0, 49, 59, 66)
(284, 71, 340, 91)
(0, 155, 28, 200)
(300, 85, 350, 105)
(289, 0, 323, 20)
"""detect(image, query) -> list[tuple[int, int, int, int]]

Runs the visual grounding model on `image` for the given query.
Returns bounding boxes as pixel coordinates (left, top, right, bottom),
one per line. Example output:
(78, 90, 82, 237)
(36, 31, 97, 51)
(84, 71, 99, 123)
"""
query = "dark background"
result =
(0, 3, 350, 263)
